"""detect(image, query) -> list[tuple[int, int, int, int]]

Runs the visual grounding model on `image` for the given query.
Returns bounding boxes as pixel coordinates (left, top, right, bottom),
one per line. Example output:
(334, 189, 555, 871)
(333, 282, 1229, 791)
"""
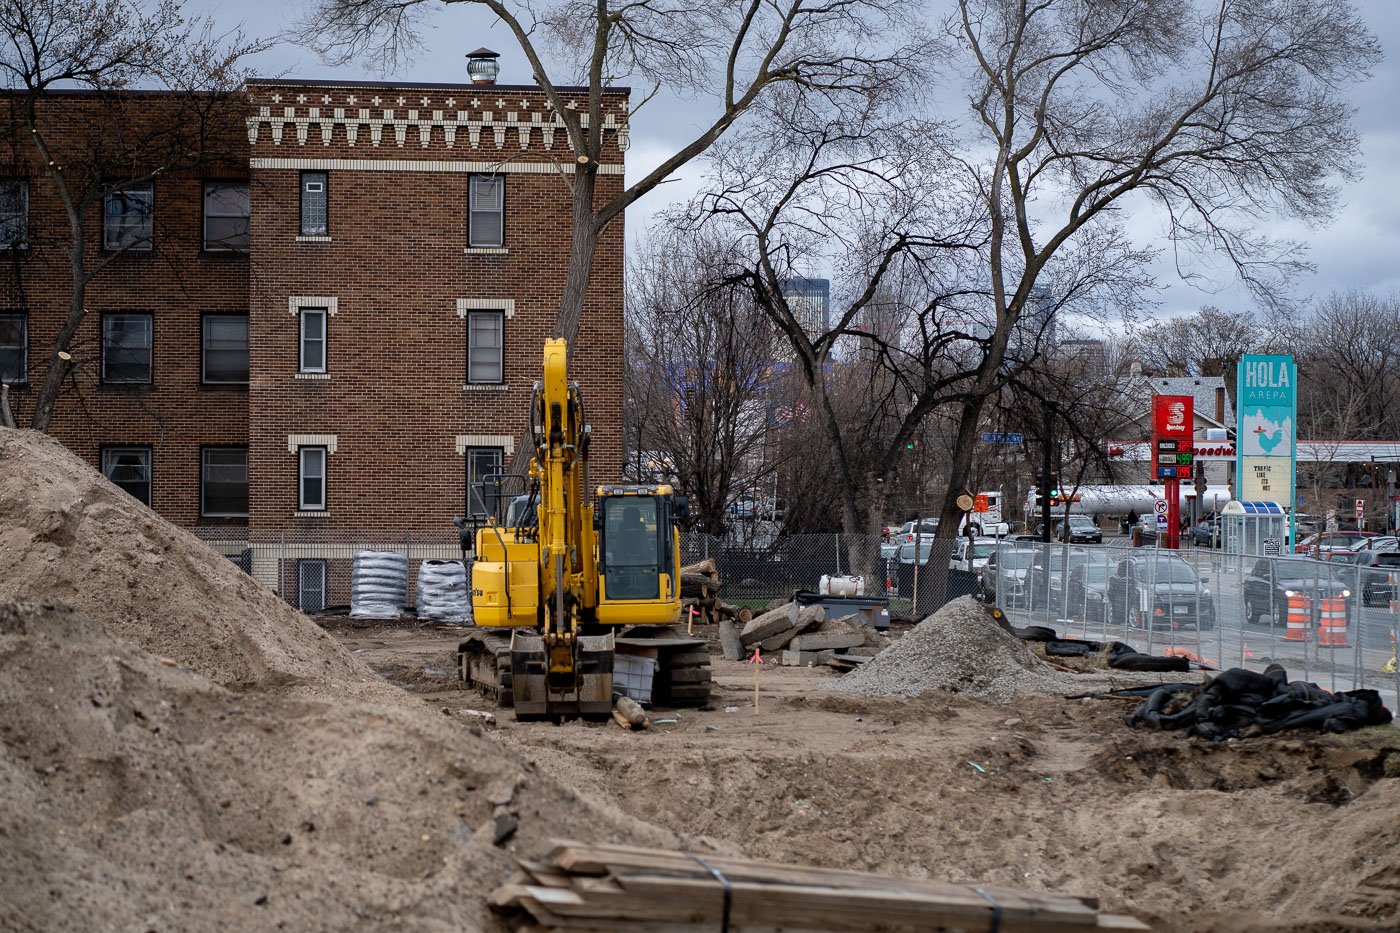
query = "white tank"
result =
(820, 574, 864, 597)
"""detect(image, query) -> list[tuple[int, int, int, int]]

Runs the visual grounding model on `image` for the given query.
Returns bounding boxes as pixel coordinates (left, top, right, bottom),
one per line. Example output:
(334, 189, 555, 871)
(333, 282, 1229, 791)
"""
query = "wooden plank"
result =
(543, 842, 1100, 917)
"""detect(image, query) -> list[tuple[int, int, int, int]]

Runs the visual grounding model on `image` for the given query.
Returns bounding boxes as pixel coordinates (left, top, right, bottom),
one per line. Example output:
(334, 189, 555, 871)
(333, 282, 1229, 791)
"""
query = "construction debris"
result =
(1121, 664, 1393, 740)
(612, 695, 648, 731)
(491, 840, 1148, 931)
(739, 602, 798, 646)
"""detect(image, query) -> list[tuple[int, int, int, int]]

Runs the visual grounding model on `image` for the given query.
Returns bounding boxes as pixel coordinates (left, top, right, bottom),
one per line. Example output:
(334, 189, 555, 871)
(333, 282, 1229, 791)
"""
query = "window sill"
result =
(463, 247, 508, 255)
(463, 383, 509, 392)
(294, 372, 331, 380)
(296, 235, 332, 242)
(295, 510, 330, 518)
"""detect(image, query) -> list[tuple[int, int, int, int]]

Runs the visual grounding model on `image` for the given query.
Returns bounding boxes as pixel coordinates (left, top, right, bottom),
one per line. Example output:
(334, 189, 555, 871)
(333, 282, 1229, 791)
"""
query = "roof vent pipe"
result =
(467, 48, 500, 84)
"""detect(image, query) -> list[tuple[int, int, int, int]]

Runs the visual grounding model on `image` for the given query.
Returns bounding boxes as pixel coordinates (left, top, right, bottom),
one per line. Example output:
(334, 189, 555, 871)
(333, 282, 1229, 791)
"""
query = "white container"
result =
(612, 653, 658, 705)
(820, 574, 865, 597)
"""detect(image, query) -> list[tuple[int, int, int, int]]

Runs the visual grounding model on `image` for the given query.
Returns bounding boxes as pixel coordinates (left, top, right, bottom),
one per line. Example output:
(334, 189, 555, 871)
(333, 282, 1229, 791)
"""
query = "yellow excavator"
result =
(455, 338, 712, 719)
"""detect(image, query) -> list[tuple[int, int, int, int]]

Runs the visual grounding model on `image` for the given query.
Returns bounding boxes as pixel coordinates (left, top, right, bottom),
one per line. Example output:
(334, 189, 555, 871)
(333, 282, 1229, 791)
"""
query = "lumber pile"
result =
(679, 559, 752, 633)
(492, 840, 1148, 932)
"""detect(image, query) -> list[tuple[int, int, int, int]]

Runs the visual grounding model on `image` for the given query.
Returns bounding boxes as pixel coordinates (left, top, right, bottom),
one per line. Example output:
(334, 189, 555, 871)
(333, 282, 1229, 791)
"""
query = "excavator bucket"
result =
(509, 629, 614, 720)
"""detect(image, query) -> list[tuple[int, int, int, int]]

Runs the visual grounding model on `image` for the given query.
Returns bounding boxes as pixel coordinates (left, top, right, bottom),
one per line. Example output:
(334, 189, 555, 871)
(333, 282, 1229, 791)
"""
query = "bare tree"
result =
(1133, 306, 1258, 383)
(299, 0, 922, 469)
(928, 0, 1380, 542)
(0, 0, 258, 431)
(624, 227, 777, 537)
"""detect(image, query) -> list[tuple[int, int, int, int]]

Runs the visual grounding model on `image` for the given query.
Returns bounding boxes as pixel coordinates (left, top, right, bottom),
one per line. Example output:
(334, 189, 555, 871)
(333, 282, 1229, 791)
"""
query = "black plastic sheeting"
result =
(1099, 665, 1392, 740)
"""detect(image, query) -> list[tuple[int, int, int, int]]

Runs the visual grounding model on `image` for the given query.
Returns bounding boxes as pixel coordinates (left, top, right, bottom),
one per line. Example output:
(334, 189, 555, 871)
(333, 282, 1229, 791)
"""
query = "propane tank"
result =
(820, 574, 864, 597)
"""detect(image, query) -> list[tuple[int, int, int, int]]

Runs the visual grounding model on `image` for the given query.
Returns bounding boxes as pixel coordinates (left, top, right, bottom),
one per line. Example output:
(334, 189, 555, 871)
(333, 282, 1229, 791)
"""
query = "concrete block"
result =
(789, 631, 866, 652)
(739, 603, 797, 646)
(782, 648, 836, 666)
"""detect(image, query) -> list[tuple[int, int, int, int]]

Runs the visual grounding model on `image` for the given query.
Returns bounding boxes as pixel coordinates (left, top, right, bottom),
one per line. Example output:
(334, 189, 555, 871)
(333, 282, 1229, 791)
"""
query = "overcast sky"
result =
(216, 0, 1400, 321)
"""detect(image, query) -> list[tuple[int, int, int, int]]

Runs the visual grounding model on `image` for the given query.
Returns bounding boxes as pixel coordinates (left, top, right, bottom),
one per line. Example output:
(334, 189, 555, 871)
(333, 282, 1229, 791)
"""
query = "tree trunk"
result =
(31, 255, 87, 433)
(508, 167, 601, 476)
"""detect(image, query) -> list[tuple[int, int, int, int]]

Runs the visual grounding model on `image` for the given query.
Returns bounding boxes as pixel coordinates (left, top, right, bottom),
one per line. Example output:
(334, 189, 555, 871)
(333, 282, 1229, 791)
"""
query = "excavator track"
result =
(460, 626, 712, 713)
(457, 630, 513, 708)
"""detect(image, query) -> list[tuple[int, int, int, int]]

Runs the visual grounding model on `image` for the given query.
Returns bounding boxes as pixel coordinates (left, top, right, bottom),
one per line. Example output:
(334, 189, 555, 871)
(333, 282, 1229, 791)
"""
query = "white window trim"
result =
(294, 510, 332, 519)
(288, 296, 338, 317)
(296, 235, 333, 243)
(456, 434, 515, 456)
(299, 307, 328, 374)
(462, 383, 509, 392)
(298, 446, 328, 512)
(287, 433, 338, 453)
(456, 298, 513, 319)
(463, 247, 508, 255)
(294, 373, 331, 381)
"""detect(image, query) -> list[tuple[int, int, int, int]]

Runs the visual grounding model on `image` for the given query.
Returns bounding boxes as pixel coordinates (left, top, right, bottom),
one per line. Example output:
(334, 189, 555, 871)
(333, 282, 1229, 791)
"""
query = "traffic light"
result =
(1035, 476, 1056, 512)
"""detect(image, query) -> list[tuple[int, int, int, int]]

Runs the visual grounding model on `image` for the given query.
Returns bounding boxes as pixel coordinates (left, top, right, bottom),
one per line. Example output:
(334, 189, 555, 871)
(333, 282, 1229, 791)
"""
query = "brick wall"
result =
(7, 81, 627, 534)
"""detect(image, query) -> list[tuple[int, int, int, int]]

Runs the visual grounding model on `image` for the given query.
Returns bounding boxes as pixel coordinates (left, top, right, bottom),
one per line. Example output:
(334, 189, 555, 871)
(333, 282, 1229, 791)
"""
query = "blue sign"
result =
(980, 432, 1024, 444)
(1237, 354, 1298, 547)
(1007, 433, 1023, 443)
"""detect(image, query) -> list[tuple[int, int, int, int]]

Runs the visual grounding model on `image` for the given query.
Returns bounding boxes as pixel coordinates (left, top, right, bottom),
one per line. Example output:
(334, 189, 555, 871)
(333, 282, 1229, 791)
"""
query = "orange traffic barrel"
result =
(1316, 597, 1349, 648)
(1284, 594, 1311, 642)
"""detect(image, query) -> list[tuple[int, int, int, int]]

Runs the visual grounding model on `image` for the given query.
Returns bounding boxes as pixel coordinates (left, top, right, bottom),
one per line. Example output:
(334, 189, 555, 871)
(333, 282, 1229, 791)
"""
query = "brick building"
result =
(1, 73, 628, 602)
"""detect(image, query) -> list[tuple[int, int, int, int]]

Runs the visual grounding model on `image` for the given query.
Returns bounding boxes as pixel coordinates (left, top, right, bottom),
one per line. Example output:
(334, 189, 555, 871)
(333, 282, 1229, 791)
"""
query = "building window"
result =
(467, 311, 503, 384)
(299, 308, 327, 373)
(201, 447, 248, 518)
(101, 446, 152, 506)
(0, 312, 25, 384)
(298, 559, 327, 612)
(300, 172, 328, 236)
(103, 181, 154, 251)
(299, 446, 327, 511)
(101, 312, 153, 384)
(468, 175, 503, 247)
(203, 181, 250, 251)
(466, 446, 503, 518)
(0, 179, 27, 247)
(202, 314, 249, 384)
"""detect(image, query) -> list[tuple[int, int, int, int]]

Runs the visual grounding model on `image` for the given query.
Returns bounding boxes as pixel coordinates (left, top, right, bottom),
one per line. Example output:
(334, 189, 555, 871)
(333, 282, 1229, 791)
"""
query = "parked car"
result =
(897, 519, 939, 544)
(1358, 535, 1399, 552)
(1105, 552, 1216, 630)
(1242, 558, 1354, 627)
(1036, 547, 1109, 613)
(879, 539, 900, 560)
(1066, 559, 1113, 623)
(979, 547, 1036, 607)
(1057, 515, 1103, 544)
(1350, 550, 1400, 607)
(1190, 516, 1222, 547)
(1294, 513, 1321, 537)
(949, 536, 999, 573)
(1294, 530, 1377, 558)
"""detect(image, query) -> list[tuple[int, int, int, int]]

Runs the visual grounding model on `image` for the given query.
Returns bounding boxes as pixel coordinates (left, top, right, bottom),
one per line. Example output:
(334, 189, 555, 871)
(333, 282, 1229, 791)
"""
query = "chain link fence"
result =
(187, 524, 1400, 711)
(987, 540, 1400, 712)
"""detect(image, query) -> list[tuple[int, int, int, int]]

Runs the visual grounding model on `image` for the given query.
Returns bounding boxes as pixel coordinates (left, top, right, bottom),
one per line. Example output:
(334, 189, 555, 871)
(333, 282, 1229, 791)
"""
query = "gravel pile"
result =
(825, 596, 1205, 704)
(826, 597, 1063, 703)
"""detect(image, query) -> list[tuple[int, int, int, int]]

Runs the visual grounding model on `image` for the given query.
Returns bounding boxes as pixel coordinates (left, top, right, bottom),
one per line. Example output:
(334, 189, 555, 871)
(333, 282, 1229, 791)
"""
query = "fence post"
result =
(280, 531, 286, 605)
(834, 534, 841, 575)
(406, 530, 413, 611)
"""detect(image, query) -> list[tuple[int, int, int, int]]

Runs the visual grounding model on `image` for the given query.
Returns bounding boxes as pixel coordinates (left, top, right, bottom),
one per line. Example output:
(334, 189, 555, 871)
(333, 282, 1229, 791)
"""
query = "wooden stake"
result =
(749, 647, 763, 715)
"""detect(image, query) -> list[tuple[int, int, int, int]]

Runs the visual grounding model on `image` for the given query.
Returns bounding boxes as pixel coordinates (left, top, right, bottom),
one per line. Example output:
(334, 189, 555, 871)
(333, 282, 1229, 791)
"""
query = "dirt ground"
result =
(3, 426, 1400, 933)
(335, 618, 1400, 933)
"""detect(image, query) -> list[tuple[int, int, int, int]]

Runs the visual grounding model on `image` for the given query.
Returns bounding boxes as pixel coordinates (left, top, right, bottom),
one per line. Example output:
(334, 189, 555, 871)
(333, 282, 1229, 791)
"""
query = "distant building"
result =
(781, 277, 830, 339)
(1058, 338, 1109, 377)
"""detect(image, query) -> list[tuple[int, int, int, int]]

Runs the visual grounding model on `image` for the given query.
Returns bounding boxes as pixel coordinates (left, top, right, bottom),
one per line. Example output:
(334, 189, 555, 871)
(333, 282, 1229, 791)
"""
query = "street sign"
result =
(1154, 499, 1169, 515)
(1156, 512, 1168, 530)
(979, 432, 1024, 444)
(1357, 499, 1365, 519)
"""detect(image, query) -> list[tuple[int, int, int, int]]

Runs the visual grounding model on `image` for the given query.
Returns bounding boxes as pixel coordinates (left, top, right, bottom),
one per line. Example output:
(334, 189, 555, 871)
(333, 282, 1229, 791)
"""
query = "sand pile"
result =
(0, 600, 679, 932)
(0, 429, 377, 695)
(827, 596, 1204, 703)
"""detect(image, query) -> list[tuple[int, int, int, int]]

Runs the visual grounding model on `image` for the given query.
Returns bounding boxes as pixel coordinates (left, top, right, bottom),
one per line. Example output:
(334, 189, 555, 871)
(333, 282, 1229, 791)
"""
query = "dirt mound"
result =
(0, 600, 679, 932)
(0, 429, 376, 694)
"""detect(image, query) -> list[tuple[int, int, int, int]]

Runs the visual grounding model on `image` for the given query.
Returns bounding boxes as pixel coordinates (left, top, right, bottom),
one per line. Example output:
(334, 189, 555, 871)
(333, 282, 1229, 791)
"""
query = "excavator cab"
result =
(595, 485, 684, 626)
